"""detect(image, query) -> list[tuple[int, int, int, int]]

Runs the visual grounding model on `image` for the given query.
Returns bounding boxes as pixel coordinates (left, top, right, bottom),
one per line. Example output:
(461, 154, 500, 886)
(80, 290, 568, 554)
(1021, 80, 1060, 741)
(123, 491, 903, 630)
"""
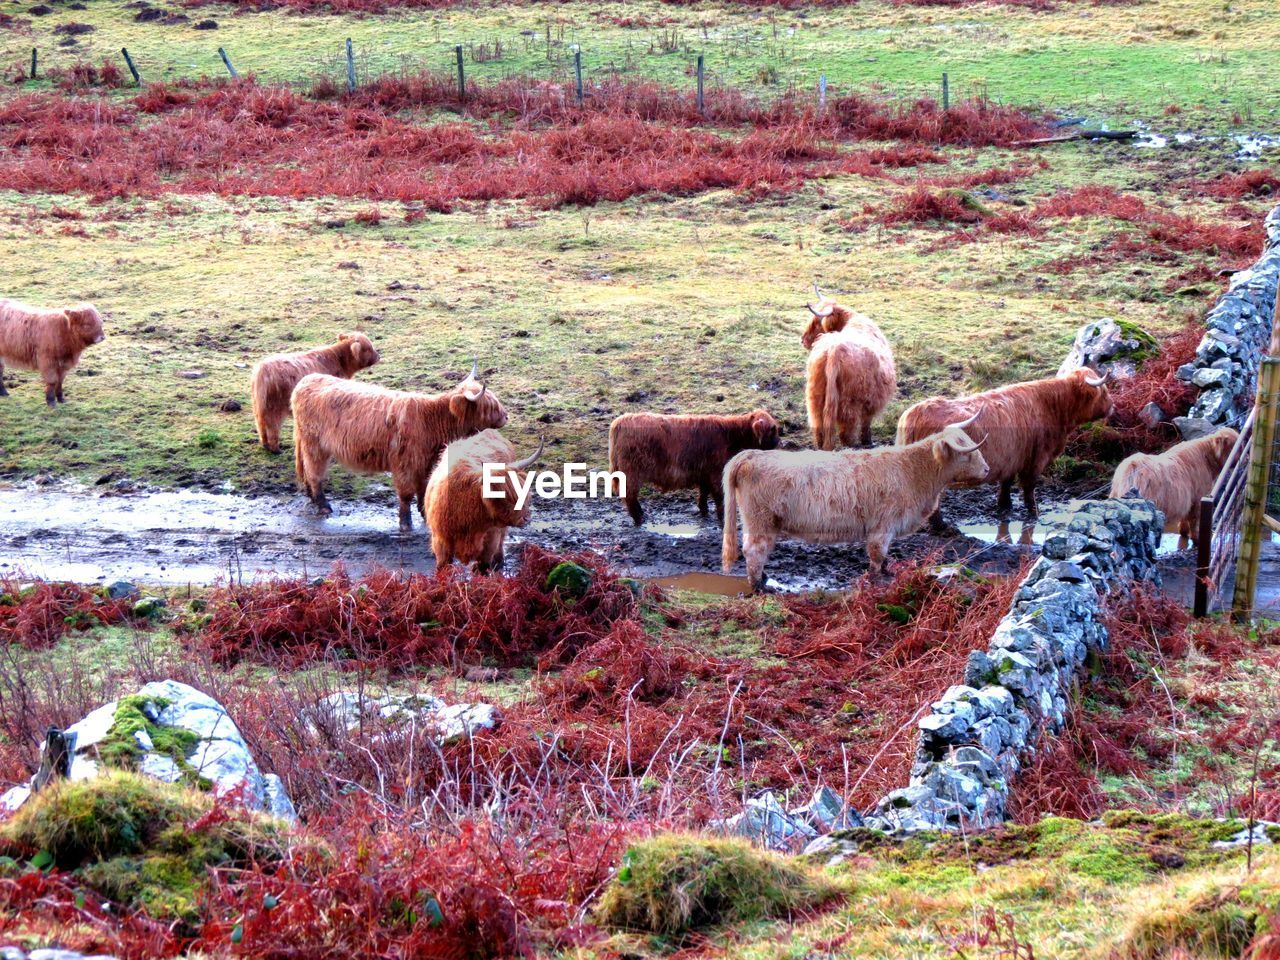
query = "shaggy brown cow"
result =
(250, 333, 379, 453)
(0, 298, 104, 406)
(722, 417, 988, 589)
(805, 298, 896, 450)
(424, 431, 543, 571)
(896, 368, 1114, 523)
(799, 290, 883, 351)
(1109, 426, 1239, 541)
(607, 409, 780, 525)
(292, 362, 508, 532)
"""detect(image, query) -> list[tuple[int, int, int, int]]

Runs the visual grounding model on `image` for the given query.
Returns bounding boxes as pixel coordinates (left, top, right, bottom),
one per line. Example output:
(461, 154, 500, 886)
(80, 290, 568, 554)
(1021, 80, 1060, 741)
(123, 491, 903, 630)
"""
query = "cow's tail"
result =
(721, 456, 742, 573)
(822, 352, 841, 450)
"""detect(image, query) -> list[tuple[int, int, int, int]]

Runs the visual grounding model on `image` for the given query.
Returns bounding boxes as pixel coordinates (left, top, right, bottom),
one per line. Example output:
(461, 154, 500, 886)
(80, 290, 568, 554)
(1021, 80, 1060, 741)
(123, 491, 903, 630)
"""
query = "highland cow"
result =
(896, 368, 1114, 524)
(722, 416, 988, 589)
(0, 298, 104, 406)
(607, 409, 780, 525)
(1110, 426, 1239, 542)
(291, 362, 507, 532)
(424, 431, 544, 572)
(250, 333, 380, 453)
(805, 298, 896, 450)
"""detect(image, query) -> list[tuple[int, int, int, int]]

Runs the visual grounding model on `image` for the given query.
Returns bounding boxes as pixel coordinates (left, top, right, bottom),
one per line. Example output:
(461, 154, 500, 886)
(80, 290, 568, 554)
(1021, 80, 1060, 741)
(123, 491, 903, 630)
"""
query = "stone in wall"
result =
(1176, 203, 1280, 438)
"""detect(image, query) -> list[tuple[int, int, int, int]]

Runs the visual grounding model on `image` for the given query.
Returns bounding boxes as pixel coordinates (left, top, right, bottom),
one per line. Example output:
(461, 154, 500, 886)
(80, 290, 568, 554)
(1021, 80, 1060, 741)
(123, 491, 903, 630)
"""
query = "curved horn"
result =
(807, 303, 822, 316)
(469, 358, 479, 380)
(947, 410, 980, 431)
(510, 437, 545, 470)
(1083, 370, 1107, 387)
(812, 281, 822, 300)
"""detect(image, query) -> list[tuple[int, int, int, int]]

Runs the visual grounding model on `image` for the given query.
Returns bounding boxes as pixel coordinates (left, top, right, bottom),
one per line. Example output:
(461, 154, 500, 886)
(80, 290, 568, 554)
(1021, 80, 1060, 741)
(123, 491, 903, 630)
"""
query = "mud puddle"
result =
(0, 481, 1048, 592)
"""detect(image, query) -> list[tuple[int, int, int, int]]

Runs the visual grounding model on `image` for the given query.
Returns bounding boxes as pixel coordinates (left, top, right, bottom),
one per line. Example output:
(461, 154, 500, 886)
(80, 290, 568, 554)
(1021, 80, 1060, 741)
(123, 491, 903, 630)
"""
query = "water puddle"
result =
(649, 572, 751, 596)
(645, 522, 704, 540)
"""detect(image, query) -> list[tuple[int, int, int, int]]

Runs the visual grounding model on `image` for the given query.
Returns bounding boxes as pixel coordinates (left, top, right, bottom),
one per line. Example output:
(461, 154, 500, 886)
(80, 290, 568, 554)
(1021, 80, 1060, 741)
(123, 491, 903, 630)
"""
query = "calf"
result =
(1110, 427, 1239, 542)
(722, 416, 988, 590)
(896, 368, 1113, 523)
(607, 409, 780, 525)
(424, 431, 543, 572)
(250, 333, 379, 452)
(291, 362, 507, 532)
(804, 299, 896, 450)
(0, 299, 104, 406)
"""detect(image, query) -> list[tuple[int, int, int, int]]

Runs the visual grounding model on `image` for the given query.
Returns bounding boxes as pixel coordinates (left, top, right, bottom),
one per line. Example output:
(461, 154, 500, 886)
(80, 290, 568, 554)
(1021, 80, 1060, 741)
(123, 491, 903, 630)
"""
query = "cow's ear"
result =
(349, 339, 365, 364)
(751, 414, 770, 441)
(932, 437, 951, 466)
(449, 394, 469, 419)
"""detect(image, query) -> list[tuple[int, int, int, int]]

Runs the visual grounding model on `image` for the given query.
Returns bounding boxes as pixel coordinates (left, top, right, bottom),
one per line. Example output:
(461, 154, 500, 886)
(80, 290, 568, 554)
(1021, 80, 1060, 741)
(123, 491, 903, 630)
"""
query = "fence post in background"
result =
(574, 48, 583, 104)
(696, 53, 705, 116)
(1233, 356, 1280, 621)
(1194, 495, 1214, 617)
(218, 47, 238, 79)
(29, 48, 36, 80)
(345, 38, 356, 94)
(455, 44, 465, 101)
(121, 47, 141, 85)
(942, 72, 950, 110)
(818, 73, 826, 110)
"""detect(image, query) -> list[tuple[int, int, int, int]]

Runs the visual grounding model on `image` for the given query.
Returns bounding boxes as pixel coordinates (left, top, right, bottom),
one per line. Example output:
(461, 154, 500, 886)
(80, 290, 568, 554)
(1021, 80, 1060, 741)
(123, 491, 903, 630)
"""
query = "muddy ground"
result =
(0, 473, 1214, 597)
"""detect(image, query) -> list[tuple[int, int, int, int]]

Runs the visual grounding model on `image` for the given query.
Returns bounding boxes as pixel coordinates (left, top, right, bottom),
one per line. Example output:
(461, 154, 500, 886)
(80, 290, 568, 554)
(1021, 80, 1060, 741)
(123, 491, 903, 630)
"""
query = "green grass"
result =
(6, 0, 1280, 124)
(0, 136, 1234, 493)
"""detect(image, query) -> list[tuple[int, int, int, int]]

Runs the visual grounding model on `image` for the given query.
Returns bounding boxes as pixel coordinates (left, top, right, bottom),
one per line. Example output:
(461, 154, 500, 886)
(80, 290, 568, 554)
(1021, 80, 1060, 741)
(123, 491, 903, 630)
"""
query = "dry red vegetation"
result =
(0, 76, 1050, 207)
(0, 579, 137, 650)
(185, 554, 1022, 819)
(190, 546, 639, 671)
(1190, 168, 1280, 200)
(1011, 586, 1280, 823)
(870, 183, 1263, 268)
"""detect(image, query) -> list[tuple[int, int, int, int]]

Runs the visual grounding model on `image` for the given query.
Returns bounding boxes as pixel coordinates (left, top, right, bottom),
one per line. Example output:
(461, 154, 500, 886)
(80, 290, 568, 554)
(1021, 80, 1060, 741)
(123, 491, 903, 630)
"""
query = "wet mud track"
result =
(0, 481, 1067, 591)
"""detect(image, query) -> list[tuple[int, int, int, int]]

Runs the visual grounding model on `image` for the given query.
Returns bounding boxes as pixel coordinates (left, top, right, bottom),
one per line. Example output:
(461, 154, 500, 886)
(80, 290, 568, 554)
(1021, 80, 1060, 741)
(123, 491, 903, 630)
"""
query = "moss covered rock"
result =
(595, 833, 840, 936)
(546, 561, 592, 599)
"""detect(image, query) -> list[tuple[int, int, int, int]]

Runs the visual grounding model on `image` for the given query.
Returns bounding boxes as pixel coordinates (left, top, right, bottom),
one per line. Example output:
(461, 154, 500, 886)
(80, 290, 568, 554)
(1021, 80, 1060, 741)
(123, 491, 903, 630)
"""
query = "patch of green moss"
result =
(97, 695, 206, 789)
(0, 772, 284, 924)
(595, 833, 840, 936)
(546, 561, 592, 600)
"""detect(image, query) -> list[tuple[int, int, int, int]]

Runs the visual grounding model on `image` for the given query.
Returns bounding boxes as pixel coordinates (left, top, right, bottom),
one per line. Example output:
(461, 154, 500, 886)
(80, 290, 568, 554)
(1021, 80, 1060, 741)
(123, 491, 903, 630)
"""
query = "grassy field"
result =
(4, 0, 1280, 125)
(0, 138, 1257, 493)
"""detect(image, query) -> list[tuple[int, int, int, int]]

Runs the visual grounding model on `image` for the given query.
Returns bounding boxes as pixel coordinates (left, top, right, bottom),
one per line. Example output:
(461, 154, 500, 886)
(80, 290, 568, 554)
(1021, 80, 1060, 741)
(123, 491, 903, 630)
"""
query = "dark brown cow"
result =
(1110, 426, 1239, 541)
(292, 362, 507, 532)
(250, 333, 380, 453)
(0, 298, 104, 406)
(424, 430, 543, 572)
(607, 409, 780, 525)
(896, 368, 1114, 523)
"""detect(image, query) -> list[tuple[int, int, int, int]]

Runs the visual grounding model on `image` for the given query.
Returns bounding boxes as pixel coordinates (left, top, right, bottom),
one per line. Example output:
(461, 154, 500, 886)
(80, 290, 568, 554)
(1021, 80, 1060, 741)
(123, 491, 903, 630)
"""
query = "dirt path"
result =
(0, 480, 1057, 591)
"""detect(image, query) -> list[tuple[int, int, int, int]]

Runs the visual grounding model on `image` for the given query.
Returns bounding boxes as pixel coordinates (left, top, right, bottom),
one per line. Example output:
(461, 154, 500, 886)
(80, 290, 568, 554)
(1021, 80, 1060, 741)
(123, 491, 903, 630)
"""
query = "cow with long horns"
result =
(291, 361, 507, 531)
(721, 417, 989, 589)
(896, 368, 1114, 525)
(424, 430, 544, 572)
(803, 293, 897, 450)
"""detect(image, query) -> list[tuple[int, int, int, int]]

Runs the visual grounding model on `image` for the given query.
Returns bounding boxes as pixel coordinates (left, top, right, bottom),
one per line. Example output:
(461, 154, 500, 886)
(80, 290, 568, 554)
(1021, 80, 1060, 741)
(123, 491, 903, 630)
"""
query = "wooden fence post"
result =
(455, 44, 465, 101)
(574, 48, 583, 104)
(696, 53, 705, 116)
(29, 47, 37, 80)
(1194, 495, 1214, 617)
(1233, 356, 1280, 620)
(218, 47, 238, 79)
(121, 47, 141, 85)
(345, 38, 356, 94)
(942, 72, 950, 111)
